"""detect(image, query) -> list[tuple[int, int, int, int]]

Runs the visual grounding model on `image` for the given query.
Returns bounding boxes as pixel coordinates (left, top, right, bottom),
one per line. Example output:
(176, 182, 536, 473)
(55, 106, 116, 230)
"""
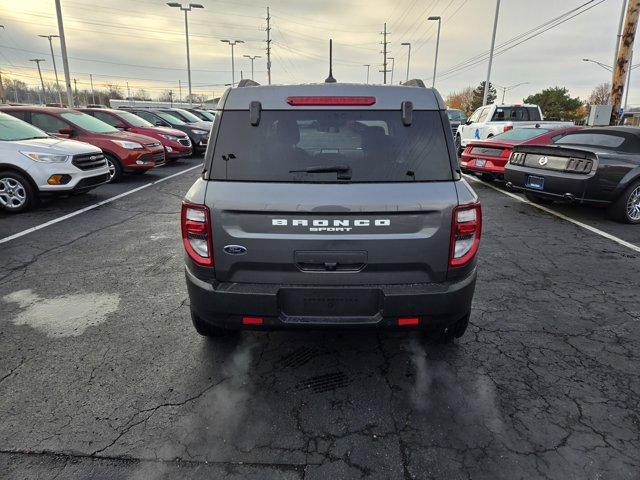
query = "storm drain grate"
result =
(296, 372, 351, 393)
(280, 347, 322, 369)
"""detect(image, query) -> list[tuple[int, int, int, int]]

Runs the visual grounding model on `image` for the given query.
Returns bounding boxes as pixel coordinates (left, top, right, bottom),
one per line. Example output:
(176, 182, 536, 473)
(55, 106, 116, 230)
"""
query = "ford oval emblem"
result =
(223, 245, 247, 255)
(538, 156, 549, 166)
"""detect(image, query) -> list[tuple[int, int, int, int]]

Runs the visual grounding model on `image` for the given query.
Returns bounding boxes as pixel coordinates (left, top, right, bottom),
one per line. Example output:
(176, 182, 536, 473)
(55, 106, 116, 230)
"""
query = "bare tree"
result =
(588, 82, 611, 105)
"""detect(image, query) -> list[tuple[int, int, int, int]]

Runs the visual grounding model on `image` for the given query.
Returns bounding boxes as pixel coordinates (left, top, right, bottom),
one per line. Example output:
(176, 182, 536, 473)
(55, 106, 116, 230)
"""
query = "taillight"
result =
(500, 148, 512, 158)
(503, 125, 513, 132)
(286, 96, 376, 106)
(449, 204, 482, 267)
(463, 146, 472, 154)
(181, 202, 213, 266)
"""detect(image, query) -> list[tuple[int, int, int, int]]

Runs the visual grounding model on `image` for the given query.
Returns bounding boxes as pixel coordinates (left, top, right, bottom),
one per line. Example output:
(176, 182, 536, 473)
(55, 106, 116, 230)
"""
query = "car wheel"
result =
(191, 310, 238, 339)
(525, 192, 554, 205)
(608, 180, 640, 224)
(0, 171, 37, 213)
(455, 135, 463, 156)
(104, 154, 123, 183)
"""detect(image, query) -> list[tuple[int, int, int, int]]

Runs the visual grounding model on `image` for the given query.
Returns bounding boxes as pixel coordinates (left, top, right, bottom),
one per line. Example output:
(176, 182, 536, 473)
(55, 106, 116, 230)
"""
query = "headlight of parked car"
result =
(192, 129, 208, 135)
(20, 151, 70, 163)
(159, 134, 180, 141)
(112, 140, 144, 150)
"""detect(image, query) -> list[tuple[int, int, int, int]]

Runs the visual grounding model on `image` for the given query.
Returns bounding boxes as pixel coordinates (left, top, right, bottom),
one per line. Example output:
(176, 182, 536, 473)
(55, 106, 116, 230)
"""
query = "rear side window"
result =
(93, 111, 119, 127)
(556, 133, 626, 149)
(210, 110, 452, 183)
(492, 107, 541, 122)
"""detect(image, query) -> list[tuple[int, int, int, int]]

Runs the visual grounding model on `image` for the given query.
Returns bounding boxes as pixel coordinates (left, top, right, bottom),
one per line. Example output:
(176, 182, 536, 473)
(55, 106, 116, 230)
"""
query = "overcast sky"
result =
(0, 0, 633, 105)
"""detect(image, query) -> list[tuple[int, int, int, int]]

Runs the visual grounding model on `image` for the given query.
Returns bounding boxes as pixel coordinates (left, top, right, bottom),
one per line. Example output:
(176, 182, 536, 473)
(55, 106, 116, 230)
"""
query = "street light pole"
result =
(401, 42, 411, 82)
(90, 73, 96, 104)
(363, 64, 370, 84)
(428, 16, 441, 88)
(221, 40, 244, 87)
(30, 59, 47, 104)
(389, 57, 395, 84)
(167, 2, 204, 105)
(483, 0, 501, 105)
(38, 35, 62, 105)
(494, 82, 529, 103)
(243, 54, 261, 80)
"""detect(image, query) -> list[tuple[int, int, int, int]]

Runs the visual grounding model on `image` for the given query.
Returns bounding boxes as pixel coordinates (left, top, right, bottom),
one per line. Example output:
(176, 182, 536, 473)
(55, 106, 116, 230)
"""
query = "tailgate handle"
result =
(295, 251, 367, 272)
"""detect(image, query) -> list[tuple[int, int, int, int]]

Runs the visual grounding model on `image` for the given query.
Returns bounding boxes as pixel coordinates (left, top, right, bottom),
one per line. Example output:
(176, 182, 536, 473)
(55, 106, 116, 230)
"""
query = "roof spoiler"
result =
(402, 79, 426, 88)
(237, 79, 260, 87)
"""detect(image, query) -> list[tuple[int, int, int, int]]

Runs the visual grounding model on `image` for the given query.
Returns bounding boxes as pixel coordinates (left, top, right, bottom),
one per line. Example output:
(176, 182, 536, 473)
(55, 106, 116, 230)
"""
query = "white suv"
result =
(0, 112, 109, 213)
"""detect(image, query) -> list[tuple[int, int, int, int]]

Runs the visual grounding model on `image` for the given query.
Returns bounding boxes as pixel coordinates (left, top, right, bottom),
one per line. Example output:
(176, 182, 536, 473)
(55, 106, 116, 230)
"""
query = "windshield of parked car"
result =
(210, 110, 453, 183)
(196, 110, 216, 121)
(61, 111, 118, 133)
(447, 110, 466, 122)
(0, 113, 49, 141)
(116, 110, 154, 127)
(493, 128, 550, 141)
(155, 111, 186, 125)
(168, 109, 202, 123)
(491, 106, 542, 122)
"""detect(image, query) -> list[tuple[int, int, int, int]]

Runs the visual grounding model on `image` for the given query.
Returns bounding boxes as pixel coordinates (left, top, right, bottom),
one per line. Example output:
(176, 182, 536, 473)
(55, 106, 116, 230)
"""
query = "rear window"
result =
(492, 107, 541, 122)
(556, 133, 626, 149)
(493, 128, 549, 141)
(209, 110, 453, 183)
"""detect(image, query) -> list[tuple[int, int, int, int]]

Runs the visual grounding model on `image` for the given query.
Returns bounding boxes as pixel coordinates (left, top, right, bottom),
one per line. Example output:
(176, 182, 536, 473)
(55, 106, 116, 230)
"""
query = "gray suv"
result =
(182, 82, 481, 343)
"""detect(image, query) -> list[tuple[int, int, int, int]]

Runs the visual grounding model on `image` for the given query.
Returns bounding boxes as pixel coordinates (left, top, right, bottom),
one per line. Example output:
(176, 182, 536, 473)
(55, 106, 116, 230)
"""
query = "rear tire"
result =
(0, 170, 37, 213)
(525, 192, 554, 205)
(607, 180, 640, 224)
(423, 314, 469, 345)
(104, 154, 123, 183)
(455, 135, 463, 156)
(191, 310, 238, 339)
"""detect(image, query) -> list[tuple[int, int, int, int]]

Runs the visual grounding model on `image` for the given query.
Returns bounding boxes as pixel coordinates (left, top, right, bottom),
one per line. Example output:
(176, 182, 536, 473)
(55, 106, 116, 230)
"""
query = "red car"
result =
(460, 126, 582, 179)
(78, 108, 193, 161)
(0, 106, 166, 183)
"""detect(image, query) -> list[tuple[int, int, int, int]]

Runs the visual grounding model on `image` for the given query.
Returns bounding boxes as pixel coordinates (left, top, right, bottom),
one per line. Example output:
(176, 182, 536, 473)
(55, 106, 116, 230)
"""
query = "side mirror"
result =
(155, 120, 165, 126)
(115, 123, 127, 130)
(58, 127, 74, 137)
(465, 119, 472, 125)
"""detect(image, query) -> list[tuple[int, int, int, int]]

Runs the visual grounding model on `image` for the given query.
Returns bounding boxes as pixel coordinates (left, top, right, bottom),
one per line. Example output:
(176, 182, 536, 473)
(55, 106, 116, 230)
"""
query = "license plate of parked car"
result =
(474, 159, 486, 167)
(526, 175, 545, 190)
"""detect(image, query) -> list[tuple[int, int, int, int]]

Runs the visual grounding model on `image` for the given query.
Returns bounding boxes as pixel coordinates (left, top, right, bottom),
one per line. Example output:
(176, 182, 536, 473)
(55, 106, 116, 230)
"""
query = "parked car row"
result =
(459, 122, 640, 224)
(0, 105, 213, 213)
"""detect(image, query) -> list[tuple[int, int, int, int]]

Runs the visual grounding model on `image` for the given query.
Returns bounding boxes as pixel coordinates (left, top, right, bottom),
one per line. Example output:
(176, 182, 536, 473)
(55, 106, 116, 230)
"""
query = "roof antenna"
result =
(325, 39, 336, 83)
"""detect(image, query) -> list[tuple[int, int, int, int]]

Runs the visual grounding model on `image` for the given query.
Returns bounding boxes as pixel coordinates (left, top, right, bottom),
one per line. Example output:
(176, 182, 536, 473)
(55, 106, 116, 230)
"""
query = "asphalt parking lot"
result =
(1, 159, 639, 479)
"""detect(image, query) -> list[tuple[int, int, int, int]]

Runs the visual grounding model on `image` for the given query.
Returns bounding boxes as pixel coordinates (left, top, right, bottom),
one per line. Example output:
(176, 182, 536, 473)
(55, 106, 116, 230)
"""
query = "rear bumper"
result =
(460, 155, 508, 175)
(186, 265, 477, 331)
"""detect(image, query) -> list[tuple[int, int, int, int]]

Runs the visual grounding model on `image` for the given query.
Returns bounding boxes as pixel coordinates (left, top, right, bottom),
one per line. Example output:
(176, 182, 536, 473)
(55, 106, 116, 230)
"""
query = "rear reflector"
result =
(286, 96, 376, 106)
(398, 317, 420, 326)
(242, 316, 263, 325)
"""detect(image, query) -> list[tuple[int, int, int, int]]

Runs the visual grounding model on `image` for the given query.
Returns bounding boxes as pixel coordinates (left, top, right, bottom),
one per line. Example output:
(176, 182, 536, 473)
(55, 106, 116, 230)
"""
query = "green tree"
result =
(523, 87, 583, 121)
(471, 81, 497, 111)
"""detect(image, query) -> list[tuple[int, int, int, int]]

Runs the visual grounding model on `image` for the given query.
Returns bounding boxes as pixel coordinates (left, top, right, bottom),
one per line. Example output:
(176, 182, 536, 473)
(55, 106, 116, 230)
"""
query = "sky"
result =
(0, 0, 634, 105)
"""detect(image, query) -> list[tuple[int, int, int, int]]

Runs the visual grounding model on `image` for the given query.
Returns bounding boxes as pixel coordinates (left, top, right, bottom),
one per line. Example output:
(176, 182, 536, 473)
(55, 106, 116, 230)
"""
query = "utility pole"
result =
(30, 59, 47, 104)
(428, 16, 442, 88)
(483, 0, 501, 106)
(243, 54, 261, 80)
(168, 90, 174, 106)
(613, 0, 629, 100)
(39, 35, 62, 105)
(73, 78, 78, 101)
(266, 7, 272, 84)
(624, 46, 634, 112)
(89, 74, 96, 104)
(401, 42, 411, 83)
(380, 23, 390, 84)
(126, 81, 131, 99)
(611, 0, 640, 125)
(178, 80, 182, 102)
(55, 0, 74, 106)
(363, 64, 370, 84)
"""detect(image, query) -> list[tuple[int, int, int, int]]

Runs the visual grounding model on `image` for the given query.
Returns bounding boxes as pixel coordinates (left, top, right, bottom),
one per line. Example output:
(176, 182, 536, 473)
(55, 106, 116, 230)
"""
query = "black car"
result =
(123, 108, 209, 155)
(447, 108, 467, 140)
(505, 127, 640, 224)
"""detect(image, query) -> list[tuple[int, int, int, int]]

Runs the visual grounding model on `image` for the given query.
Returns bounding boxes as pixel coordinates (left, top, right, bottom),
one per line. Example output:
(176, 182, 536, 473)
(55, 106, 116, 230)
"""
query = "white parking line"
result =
(464, 174, 640, 254)
(0, 164, 203, 245)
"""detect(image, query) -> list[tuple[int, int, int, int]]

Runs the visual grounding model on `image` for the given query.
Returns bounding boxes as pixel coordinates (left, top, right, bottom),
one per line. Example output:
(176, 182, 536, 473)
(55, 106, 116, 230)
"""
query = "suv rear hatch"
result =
(205, 94, 458, 286)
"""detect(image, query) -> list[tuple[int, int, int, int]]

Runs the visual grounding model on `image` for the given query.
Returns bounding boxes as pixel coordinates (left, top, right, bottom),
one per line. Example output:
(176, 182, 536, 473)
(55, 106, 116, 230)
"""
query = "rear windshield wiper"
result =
(289, 165, 350, 174)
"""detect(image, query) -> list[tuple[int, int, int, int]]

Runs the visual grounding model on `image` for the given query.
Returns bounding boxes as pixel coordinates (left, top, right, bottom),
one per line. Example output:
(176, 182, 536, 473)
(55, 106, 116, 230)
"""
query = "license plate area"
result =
(526, 175, 545, 190)
(474, 159, 486, 167)
(279, 288, 381, 317)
